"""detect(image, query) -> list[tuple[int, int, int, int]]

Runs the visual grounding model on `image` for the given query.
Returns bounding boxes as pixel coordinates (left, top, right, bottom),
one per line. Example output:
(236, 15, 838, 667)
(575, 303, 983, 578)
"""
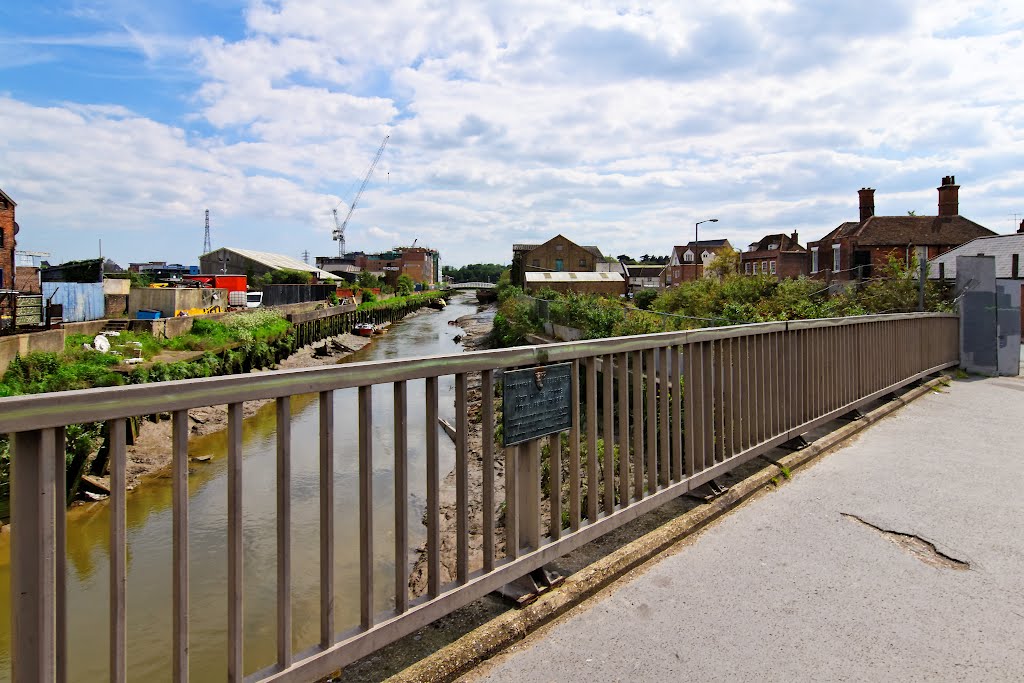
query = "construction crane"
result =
(333, 135, 389, 257)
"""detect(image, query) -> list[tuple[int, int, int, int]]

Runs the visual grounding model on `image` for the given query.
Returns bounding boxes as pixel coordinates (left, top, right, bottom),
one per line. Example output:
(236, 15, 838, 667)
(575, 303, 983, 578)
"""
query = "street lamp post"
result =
(695, 218, 719, 246)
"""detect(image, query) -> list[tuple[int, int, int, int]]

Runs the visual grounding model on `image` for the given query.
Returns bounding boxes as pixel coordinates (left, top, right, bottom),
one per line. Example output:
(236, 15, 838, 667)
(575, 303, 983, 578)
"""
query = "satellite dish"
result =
(93, 334, 110, 353)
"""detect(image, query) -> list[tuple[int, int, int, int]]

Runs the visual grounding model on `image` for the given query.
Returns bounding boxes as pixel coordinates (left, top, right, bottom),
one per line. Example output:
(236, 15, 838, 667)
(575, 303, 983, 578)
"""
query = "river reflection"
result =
(0, 294, 485, 681)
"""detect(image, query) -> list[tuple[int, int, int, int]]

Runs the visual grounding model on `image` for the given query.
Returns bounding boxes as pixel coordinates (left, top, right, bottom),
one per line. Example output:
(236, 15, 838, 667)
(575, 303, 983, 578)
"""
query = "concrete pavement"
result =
(468, 376, 1024, 682)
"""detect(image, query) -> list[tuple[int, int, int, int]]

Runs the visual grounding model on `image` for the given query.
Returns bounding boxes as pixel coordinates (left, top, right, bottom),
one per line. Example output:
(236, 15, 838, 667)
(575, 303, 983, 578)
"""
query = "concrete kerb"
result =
(384, 373, 951, 683)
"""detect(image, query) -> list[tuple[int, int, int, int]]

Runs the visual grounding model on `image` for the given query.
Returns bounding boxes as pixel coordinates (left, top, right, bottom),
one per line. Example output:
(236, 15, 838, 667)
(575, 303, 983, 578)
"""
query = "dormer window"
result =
(768, 243, 779, 250)
(701, 251, 712, 262)
(684, 250, 694, 262)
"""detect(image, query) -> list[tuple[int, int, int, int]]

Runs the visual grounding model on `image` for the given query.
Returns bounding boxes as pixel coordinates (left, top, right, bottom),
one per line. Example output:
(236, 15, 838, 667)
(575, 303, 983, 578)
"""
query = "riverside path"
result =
(469, 374, 1024, 682)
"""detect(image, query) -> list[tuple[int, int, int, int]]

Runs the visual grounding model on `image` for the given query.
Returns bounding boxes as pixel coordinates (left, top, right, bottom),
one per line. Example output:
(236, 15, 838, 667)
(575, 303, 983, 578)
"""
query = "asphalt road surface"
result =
(469, 375, 1024, 682)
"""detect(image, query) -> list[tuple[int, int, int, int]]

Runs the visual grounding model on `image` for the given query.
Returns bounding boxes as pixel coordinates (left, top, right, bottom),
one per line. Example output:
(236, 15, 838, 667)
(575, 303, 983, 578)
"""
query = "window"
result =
(768, 243, 779, 250)
(684, 250, 694, 262)
(753, 262, 759, 274)
(745, 261, 752, 274)
(579, 259, 587, 268)
(833, 244, 841, 272)
(811, 247, 819, 273)
(555, 259, 564, 272)
(770, 261, 776, 275)
(531, 259, 540, 268)
(761, 260, 768, 273)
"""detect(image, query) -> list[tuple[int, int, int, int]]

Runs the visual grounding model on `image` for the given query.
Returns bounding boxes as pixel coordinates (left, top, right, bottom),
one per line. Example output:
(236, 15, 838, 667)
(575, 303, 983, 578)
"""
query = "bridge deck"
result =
(473, 374, 1024, 681)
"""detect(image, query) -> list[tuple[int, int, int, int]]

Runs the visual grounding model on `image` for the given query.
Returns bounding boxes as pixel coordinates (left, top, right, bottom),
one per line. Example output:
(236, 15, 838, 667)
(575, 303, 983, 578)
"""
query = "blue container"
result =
(137, 309, 161, 320)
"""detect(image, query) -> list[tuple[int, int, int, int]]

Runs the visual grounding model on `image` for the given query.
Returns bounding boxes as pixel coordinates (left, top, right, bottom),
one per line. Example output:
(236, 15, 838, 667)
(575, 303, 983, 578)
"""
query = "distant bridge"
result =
(448, 281, 495, 290)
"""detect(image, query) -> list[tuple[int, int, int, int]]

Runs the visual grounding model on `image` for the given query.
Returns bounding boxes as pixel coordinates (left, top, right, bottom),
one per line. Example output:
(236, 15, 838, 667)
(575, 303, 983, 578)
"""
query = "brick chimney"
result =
(1018, 219, 1024, 234)
(790, 231, 799, 245)
(858, 188, 875, 222)
(937, 175, 959, 216)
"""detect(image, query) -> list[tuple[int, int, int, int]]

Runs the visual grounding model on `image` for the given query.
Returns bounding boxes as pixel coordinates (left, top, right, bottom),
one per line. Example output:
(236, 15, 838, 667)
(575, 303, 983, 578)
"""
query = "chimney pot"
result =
(857, 187, 875, 222)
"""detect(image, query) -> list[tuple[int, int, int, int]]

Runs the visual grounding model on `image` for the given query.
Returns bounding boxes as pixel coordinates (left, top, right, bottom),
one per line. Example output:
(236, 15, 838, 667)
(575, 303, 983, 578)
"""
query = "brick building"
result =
(663, 239, 734, 286)
(511, 235, 604, 287)
(807, 177, 995, 282)
(0, 188, 17, 290)
(741, 232, 808, 278)
(318, 247, 439, 287)
(356, 247, 439, 287)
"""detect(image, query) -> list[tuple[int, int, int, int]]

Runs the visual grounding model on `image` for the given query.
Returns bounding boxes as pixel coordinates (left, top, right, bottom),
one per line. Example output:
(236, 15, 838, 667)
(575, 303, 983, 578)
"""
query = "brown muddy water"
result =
(0, 294, 486, 681)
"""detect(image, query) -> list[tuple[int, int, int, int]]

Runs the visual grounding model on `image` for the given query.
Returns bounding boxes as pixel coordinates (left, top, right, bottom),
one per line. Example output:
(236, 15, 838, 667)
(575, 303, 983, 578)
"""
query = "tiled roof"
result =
(747, 233, 806, 253)
(927, 233, 1024, 279)
(513, 242, 604, 258)
(812, 216, 995, 247)
(0, 187, 15, 206)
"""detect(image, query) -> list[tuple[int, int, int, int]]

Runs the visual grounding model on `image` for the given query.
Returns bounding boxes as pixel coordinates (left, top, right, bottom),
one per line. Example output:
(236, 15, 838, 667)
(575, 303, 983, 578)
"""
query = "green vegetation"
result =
(442, 263, 507, 283)
(258, 268, 313, 286)
(357, 270, 384, 289)
(356, 290, 444, 313)
(0, 310, 291, 398)
(396, 274, 415, 296)
(490, 255, 954, 347)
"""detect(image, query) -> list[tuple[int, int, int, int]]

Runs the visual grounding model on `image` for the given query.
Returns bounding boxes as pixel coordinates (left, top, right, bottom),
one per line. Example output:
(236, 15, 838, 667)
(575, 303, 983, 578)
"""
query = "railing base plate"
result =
(496, 566, 564, 607)
(685, 478, 730, 502)
(779, 435, 810, 451)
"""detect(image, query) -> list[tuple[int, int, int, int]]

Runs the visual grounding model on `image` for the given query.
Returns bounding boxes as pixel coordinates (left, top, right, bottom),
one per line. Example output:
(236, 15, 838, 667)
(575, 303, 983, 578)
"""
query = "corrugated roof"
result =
(525, 272, 624, 282)
(213, 247, 342, 280)
(927, 233, 1024, 279)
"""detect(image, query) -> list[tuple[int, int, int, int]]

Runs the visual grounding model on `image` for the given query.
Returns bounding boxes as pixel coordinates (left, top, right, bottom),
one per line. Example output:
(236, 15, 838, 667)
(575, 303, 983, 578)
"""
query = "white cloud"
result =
(3, 0, 1024, 266)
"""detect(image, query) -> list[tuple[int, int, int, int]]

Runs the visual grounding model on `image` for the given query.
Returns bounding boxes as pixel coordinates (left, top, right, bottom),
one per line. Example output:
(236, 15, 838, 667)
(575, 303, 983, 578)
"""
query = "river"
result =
(0, 293, 487, 681)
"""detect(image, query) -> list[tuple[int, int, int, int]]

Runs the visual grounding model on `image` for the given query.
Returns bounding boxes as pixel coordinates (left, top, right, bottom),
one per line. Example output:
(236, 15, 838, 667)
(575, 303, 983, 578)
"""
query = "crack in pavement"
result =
(841, 513, 971, 571)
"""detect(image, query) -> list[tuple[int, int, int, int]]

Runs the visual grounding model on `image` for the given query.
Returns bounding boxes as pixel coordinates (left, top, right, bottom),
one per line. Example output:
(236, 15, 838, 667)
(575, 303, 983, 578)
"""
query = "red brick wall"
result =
(0, 196, 14, 290)
(740, 251, 809, 279)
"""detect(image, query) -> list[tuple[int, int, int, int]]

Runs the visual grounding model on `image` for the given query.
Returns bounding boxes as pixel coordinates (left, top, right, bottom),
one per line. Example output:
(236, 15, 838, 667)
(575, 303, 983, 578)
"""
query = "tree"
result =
(704, 250, 740, 279)
(396, 274, 415, 295)
(357, 270, 383, 289)
(634, 288, 658, 310)
(616, 254, 636, 264)
(259, 268, 312, 286)
(442, 263, 508, 283)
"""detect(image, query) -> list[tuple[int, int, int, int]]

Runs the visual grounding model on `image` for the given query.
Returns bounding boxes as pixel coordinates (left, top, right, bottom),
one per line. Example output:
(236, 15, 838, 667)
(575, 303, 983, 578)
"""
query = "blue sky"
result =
(1, 0, 1023, 269)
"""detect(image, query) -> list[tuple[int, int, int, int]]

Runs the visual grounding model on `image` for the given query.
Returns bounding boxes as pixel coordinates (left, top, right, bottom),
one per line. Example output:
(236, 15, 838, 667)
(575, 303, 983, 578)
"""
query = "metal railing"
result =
(2, 313, 958, 682)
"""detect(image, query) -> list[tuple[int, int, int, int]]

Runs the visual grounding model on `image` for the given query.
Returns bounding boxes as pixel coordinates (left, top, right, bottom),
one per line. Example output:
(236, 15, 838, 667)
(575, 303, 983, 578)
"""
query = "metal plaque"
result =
(502, 363, 573, 446)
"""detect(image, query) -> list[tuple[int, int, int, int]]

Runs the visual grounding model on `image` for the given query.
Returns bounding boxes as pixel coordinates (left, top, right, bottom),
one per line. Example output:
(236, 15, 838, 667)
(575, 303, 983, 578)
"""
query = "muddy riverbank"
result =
(409, 305, 501, 596)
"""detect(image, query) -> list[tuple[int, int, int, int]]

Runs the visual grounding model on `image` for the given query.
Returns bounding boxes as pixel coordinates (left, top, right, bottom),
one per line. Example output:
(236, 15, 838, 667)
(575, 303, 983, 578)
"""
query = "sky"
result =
(1, 1, 1023, 269)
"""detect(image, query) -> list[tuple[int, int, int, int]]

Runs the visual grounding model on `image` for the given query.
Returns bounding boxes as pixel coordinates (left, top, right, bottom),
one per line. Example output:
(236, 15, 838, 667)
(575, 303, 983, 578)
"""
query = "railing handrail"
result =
(0, 312, 956, 434)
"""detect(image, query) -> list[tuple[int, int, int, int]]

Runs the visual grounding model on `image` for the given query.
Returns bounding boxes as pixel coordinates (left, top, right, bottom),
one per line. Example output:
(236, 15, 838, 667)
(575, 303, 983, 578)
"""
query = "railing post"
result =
(11, 428, 58, 683)
(519, 439, 542, 551)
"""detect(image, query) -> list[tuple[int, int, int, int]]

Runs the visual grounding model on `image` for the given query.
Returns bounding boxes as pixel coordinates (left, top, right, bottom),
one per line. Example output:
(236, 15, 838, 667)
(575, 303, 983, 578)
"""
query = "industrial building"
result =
(200, 247, 340, 282)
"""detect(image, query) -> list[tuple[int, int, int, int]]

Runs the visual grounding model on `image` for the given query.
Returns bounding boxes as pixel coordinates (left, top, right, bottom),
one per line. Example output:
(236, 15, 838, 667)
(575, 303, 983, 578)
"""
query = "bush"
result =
(633, 289, 658, 310)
